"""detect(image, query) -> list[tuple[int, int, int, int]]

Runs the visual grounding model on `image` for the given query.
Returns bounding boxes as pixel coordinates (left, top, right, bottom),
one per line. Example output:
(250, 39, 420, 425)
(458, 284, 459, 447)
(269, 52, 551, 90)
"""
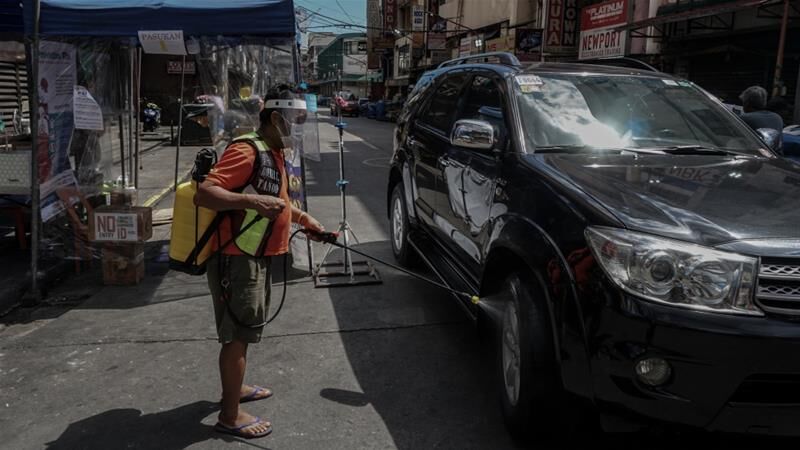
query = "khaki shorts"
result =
(207, 253, 272, 344)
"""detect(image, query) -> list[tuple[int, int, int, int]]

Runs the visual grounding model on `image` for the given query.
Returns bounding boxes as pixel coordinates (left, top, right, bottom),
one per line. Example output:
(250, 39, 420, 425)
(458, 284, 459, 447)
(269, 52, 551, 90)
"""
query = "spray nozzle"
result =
(303, 229, 339, 244)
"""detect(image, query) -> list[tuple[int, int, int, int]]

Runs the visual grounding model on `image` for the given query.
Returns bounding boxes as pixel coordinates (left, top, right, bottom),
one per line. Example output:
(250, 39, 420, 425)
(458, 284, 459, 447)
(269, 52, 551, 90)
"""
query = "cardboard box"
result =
(89, 205, 152, 243)
(102, 243, 145, 285)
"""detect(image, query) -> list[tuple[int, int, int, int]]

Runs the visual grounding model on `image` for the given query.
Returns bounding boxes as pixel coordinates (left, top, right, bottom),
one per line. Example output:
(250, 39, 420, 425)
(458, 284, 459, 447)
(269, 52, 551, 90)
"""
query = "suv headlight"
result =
(585, 226, 761, 316)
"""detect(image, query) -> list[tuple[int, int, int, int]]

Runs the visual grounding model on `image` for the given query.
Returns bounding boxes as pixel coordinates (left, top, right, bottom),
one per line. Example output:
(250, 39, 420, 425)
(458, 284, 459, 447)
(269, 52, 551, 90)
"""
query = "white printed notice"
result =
(94, 212, 139, 242)
(73, 86, 103, 130)
(137, 30, 186, 55)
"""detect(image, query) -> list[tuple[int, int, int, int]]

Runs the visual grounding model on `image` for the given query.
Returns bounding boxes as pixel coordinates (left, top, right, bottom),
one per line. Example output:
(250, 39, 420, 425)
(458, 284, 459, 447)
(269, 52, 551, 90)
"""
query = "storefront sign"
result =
(515, 28, 544, 61)
(546, 0, 578, 52)
(373, 37, 395, 50)
(412, 5, 425, 31)
(427, 17, 447, 50)
(384, 0, 397, 31)
(579, 0, 628, 60)
(485, 36, 512, 53)
(93, 212, 139, 242)
(459, 37, 472, 57)
(167, 60, 196, 74)
(138, 30, 187, 55)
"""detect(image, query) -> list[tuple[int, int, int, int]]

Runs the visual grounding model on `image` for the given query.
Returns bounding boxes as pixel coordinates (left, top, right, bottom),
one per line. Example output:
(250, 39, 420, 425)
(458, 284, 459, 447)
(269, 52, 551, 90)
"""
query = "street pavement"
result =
(0, 114, 519, 450)
(0, 114, 786, 449)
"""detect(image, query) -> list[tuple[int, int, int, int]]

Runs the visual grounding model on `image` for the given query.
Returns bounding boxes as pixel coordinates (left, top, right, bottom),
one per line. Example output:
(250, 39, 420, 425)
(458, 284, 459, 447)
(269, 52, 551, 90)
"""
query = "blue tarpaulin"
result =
(0, 1, 23, 35)
(23, 0, 296, 37)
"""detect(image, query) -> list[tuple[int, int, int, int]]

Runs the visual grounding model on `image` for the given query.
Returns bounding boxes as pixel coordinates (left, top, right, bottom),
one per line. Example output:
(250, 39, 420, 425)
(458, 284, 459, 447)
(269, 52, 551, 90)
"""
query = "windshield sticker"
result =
(678, 80, 693, 87)
(662, 79, 679, 86)
(516, 75, 544, 93)
(516, 75, 544, 85)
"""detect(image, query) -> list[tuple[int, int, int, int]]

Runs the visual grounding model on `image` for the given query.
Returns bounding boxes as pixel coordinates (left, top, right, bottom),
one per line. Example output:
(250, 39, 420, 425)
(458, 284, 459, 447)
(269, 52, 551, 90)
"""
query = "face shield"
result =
(264, 98, 307, 151)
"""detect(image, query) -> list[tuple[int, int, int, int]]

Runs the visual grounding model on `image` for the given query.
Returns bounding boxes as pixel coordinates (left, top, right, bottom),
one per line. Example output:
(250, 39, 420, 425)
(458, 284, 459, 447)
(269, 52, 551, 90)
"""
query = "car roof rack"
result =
(438, 52, 522, 69)
(574, 57, 660, 72)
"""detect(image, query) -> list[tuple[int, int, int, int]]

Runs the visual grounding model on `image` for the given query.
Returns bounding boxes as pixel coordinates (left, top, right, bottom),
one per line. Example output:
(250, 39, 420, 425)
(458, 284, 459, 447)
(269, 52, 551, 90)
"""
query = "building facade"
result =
(316, 32, 369, 98)
(303, 32, 337, 86)
(364, 0, 798, 123)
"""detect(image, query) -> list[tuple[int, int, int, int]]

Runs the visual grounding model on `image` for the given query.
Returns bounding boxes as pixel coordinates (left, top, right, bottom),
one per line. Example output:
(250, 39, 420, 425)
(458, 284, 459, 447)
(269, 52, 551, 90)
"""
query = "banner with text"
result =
(384, 0, 397, 32)
(515, 28, 544, 62)
(579, 0, 628, 60)
(545, 0, 579, 53)
(38, 40, 77, 222)
(138, 30, 187, 55)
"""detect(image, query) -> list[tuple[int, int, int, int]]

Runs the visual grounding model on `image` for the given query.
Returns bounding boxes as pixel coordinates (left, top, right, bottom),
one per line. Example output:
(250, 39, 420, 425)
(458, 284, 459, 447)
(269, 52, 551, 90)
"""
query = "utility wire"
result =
(297, 5, 477, 35)
(334, 0, 357, 24)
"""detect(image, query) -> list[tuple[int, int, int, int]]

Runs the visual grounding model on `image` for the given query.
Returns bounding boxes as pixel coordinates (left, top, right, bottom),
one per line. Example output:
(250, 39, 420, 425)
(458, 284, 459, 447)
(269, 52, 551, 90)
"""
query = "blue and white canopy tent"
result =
(19, 0, 300, 300)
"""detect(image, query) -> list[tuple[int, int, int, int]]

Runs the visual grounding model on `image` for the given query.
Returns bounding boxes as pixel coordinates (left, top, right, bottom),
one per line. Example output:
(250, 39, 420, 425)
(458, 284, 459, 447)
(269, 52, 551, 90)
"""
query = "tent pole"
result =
(118, 114, 125, 185)
(27, 0, 41, 304)
(772, 0, 790, 98)
(128, 49, 134, 188)
(135, 47, 141, 188)
(174, 54, 186, 191)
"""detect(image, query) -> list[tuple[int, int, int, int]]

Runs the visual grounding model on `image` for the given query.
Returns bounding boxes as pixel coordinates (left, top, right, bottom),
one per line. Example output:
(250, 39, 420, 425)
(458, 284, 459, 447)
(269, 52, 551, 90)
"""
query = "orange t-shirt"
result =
(205, 141, 291, 256)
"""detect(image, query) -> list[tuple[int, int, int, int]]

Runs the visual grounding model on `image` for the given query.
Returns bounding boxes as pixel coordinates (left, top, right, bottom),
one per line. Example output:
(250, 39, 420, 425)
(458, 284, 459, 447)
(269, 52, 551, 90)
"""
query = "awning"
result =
(613, 0, 770, 32)
(0, 0, 22, 36)
(24, 0, 296, 38)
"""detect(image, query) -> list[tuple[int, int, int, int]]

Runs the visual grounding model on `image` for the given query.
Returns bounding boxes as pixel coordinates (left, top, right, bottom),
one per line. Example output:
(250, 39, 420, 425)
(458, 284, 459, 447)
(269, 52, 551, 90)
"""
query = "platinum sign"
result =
(578, 0, 628, 60)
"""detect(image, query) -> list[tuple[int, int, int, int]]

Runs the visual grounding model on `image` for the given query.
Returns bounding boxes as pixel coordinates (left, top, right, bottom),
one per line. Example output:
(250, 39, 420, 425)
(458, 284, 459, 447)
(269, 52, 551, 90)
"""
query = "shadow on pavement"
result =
(43, 400, 273, 450)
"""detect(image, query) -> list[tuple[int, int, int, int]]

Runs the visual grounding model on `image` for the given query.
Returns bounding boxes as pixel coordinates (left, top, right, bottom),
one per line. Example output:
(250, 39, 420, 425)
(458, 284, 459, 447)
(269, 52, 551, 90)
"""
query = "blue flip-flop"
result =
(214, 417, 272, 439)
(218, 386, 273, 404)
(240, 385, 273, 403)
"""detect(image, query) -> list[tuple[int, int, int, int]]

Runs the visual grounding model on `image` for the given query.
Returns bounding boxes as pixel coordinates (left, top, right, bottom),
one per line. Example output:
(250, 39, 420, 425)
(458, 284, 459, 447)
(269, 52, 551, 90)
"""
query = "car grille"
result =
(756, 258, 800, 316)
(730, 374, 800, 405)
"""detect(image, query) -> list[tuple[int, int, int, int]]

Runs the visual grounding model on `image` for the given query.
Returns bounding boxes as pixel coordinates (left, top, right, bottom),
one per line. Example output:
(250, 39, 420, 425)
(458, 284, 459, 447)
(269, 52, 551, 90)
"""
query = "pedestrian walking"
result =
(195, 87, 325, 439)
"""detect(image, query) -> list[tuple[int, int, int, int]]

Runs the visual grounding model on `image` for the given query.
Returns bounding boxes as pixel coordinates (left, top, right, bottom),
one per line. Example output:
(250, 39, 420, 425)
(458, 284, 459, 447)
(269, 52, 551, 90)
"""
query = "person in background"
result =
(767, 96, 793, 126)
(739, 86, 784, 132)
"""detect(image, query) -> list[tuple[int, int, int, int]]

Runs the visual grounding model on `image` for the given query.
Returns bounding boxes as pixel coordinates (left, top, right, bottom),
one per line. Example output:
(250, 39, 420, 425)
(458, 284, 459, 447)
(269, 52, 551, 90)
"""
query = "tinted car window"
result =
(460, 75, 503, 119)
(418, 72, 467, 133)
(456, 75, 507, 138)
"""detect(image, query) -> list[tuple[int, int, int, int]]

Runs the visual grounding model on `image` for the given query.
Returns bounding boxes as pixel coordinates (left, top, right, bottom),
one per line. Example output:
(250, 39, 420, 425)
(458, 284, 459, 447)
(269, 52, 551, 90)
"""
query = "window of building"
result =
(397, 44, 410, 76)
(345, 40, 368, 55)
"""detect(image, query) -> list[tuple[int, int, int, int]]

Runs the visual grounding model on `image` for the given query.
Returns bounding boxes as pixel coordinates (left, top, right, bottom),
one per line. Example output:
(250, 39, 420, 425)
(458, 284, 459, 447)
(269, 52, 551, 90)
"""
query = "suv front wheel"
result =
(390, 183, 416, 267)
(496, 272, 561, 441)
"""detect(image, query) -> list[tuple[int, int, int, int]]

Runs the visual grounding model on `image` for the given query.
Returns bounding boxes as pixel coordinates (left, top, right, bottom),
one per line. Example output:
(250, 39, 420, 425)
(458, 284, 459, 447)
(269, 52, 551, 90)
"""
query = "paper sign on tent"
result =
(137, 30, 187, 55)
(73, 85, 103, 130)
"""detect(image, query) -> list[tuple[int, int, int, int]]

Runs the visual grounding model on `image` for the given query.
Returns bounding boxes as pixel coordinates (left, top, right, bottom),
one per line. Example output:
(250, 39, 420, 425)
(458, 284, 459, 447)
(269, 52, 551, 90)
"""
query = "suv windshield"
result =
(514, 73, 766, 155)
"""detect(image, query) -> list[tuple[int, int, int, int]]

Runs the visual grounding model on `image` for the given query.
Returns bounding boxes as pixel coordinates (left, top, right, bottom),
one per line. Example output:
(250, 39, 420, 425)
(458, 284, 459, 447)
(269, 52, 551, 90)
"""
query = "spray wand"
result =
(302, 229, 481, 305)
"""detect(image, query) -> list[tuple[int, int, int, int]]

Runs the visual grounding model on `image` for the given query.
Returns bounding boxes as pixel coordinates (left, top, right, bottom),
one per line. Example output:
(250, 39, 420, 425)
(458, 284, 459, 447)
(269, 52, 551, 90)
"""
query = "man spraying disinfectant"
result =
(194, 88, 326, 439)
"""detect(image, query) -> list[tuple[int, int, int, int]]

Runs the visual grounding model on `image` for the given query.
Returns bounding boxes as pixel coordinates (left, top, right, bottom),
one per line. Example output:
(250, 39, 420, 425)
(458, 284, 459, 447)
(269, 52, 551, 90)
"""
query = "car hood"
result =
(533, 153, 800, 247)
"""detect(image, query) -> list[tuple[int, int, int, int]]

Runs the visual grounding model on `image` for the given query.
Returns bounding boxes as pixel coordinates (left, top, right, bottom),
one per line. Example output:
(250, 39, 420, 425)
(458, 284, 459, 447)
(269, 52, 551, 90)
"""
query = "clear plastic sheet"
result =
(20, 35, 311, 273)
(193, 37, 296, 146)
(32, 37, 138, 266)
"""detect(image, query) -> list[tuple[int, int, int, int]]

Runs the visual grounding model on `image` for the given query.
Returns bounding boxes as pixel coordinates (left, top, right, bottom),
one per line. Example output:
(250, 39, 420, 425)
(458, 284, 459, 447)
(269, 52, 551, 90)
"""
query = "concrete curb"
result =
(141, 168, 192, 208)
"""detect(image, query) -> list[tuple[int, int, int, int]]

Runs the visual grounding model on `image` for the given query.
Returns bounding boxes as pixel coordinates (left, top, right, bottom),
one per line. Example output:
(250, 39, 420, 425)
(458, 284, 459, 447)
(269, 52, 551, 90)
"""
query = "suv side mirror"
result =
(757, 128, 783, 155)
(450, 119, 495, 151)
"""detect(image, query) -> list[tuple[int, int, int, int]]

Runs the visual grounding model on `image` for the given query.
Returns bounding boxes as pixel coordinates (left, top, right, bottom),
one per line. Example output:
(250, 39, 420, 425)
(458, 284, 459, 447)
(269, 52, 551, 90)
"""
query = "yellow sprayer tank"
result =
(169, 181, 217, 274)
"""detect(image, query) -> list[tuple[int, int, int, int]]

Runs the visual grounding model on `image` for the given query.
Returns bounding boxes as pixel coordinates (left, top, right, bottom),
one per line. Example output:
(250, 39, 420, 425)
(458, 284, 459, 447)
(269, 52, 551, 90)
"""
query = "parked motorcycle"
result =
(143, 102, 161, 132)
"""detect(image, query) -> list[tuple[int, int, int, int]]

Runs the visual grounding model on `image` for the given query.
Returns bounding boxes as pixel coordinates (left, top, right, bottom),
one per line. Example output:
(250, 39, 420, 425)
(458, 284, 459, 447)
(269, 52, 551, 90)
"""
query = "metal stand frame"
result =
(313, 110, 381, 288)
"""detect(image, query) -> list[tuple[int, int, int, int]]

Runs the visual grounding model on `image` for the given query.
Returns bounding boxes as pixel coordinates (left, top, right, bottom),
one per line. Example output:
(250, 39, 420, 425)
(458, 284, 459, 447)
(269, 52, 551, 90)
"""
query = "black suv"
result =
(387, 52, 799, 438)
